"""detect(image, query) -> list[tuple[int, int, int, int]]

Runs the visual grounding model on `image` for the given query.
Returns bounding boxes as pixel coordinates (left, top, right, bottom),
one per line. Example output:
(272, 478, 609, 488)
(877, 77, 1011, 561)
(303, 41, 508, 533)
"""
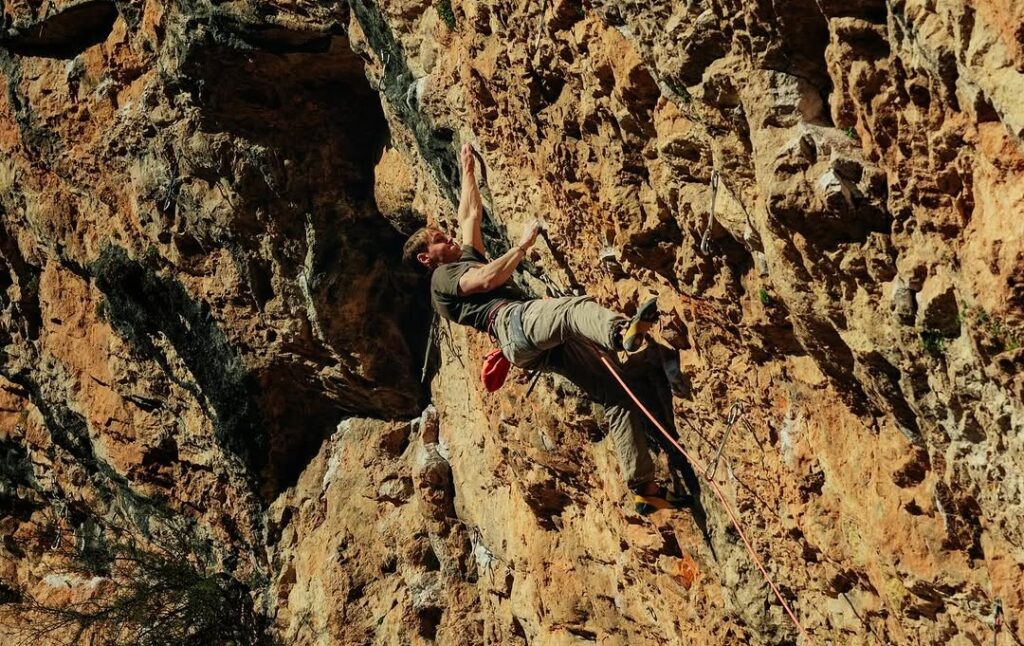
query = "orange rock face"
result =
(1, 1, 1022, 645)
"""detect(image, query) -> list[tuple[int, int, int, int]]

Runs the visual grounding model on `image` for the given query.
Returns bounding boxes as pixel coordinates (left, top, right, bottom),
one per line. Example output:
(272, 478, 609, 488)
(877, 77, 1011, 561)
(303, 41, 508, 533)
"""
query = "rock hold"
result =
(1, 1, 1022, 645)
(917, 279, 961, 338)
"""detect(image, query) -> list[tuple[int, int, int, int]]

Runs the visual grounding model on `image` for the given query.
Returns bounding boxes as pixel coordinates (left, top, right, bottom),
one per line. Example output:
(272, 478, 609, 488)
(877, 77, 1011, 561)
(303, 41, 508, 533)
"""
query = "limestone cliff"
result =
(0, 1, 1021, 644)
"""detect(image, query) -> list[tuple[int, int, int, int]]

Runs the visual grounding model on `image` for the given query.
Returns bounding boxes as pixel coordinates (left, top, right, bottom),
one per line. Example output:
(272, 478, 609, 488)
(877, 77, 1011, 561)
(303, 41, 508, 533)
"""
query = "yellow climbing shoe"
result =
(633, 486, 687, 515)
(622, 297, 659, 352)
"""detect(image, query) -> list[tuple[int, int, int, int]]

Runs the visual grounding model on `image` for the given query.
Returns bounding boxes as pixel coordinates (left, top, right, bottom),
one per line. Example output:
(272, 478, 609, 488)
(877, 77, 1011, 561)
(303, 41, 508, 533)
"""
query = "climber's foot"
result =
(622, 297, 659, 352)
(632, 484, 688, 515)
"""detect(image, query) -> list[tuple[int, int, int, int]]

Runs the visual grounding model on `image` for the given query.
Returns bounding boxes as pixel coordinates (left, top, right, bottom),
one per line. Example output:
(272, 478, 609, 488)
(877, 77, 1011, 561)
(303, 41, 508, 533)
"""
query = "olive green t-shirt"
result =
(430, 245, 529, 332)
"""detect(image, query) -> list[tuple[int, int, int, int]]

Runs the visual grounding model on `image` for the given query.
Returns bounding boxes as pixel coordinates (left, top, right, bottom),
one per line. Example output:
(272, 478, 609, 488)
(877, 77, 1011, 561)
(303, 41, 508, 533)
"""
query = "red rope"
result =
(598, 354, 819, 646)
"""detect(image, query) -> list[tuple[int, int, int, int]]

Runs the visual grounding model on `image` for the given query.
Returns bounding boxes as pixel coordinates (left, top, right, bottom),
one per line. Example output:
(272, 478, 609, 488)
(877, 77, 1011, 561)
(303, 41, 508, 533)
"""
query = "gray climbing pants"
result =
(492, 296, 657, 490)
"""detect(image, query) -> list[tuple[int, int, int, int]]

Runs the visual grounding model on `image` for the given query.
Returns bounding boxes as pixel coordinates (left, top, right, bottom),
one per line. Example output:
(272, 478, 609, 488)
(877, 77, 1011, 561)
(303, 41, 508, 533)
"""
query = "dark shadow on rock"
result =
(855, 350, 921, 442)
(0, 438, 42, 522)
(92, 245, 267, 476)
(181, 32, 386, 202)
(0, 363, 100, 477)
(0, 1, 118, 59)
(143, 20, 432, 494)
(619, 343, 713, 551)
(0, 219, 42, 342)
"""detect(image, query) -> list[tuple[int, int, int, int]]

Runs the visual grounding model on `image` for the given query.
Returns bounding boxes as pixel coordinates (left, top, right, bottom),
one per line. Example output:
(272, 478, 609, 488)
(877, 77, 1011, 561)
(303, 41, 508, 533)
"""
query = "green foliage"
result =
(21, 270, 39, 299)
(436, 0, 455, 29)
(988, 316, 1021, 351)
(843, 126, 858, 140)
(960, 305, 1022, 353)
(672, 83, 693, 104)
(918, 329, 948, 356)
(758, 288, 772, 307)
(1, 505, 268, 646)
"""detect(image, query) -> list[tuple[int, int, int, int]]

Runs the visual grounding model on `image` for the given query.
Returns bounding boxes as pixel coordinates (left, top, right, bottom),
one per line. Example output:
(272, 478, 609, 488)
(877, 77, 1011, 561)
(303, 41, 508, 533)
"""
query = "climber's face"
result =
(417, 228, 462, 268)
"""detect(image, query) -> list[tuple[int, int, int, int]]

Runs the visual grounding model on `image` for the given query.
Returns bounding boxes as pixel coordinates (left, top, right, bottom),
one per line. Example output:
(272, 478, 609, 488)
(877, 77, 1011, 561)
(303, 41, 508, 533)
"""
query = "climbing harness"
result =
(480, 301, 548, 395)
(707, 402, 743, 480)
(699, 169, 719, 255)
(597, 353, 818, 646)
(480, 302, 513, 391)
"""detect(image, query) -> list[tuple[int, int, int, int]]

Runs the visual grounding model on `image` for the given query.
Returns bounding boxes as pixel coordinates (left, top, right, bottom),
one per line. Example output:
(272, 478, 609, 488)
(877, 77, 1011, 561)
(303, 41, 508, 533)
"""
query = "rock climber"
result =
(403, 143, 684, 515)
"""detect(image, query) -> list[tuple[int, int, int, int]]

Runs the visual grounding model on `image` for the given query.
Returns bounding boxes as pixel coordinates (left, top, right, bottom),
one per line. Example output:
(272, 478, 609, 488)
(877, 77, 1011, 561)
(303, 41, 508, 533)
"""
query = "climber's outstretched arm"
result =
(459, 221, 540, 294)
(457, 143, 485, 255)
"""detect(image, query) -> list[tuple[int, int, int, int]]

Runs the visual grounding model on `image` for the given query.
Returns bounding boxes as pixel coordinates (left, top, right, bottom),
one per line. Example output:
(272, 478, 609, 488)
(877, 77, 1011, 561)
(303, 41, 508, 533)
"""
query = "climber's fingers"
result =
(460, 142, 475, 176)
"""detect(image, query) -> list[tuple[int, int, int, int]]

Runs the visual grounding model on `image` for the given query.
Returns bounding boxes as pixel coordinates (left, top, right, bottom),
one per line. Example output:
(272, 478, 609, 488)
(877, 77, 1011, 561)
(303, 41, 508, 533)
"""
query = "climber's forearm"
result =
(458, 171, 484, 253)
(457, 246, 525, 295)
(458, 172, 483, 222)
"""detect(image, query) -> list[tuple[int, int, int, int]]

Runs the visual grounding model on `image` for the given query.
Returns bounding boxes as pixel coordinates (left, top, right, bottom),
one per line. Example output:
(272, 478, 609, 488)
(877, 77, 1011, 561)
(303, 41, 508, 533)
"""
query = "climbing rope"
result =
(699, 169, 719, 255)
(597, 353, 819, 646)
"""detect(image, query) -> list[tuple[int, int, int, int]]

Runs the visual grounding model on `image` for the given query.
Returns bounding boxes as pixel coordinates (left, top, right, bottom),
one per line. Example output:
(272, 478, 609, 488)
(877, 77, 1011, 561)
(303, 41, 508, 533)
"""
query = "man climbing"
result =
(403, 143, 683, 514)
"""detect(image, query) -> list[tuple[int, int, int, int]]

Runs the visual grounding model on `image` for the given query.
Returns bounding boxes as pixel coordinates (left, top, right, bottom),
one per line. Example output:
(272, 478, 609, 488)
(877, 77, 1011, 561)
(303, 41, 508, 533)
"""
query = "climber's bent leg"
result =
(520, 296, 626, 353)
(551, 338, 657, 490)
(603, 403, 658, 490)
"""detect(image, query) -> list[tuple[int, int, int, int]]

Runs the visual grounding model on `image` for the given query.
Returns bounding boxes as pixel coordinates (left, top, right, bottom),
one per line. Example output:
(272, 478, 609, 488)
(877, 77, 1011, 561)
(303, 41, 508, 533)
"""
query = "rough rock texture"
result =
(1, 0, 1022, 644)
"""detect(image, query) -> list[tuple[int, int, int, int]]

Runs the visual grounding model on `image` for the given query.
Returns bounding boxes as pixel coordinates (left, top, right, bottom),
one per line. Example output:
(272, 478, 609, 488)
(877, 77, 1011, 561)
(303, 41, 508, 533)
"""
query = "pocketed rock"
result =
(1, 1, 1022, 645)
(917, 279, 961, 337)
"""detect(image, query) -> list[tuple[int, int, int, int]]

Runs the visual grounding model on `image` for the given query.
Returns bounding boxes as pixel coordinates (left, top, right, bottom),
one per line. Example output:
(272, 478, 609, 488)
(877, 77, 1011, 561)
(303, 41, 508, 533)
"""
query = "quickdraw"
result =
(700, 169, 719, 255)
(707, 401, 743, 480)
